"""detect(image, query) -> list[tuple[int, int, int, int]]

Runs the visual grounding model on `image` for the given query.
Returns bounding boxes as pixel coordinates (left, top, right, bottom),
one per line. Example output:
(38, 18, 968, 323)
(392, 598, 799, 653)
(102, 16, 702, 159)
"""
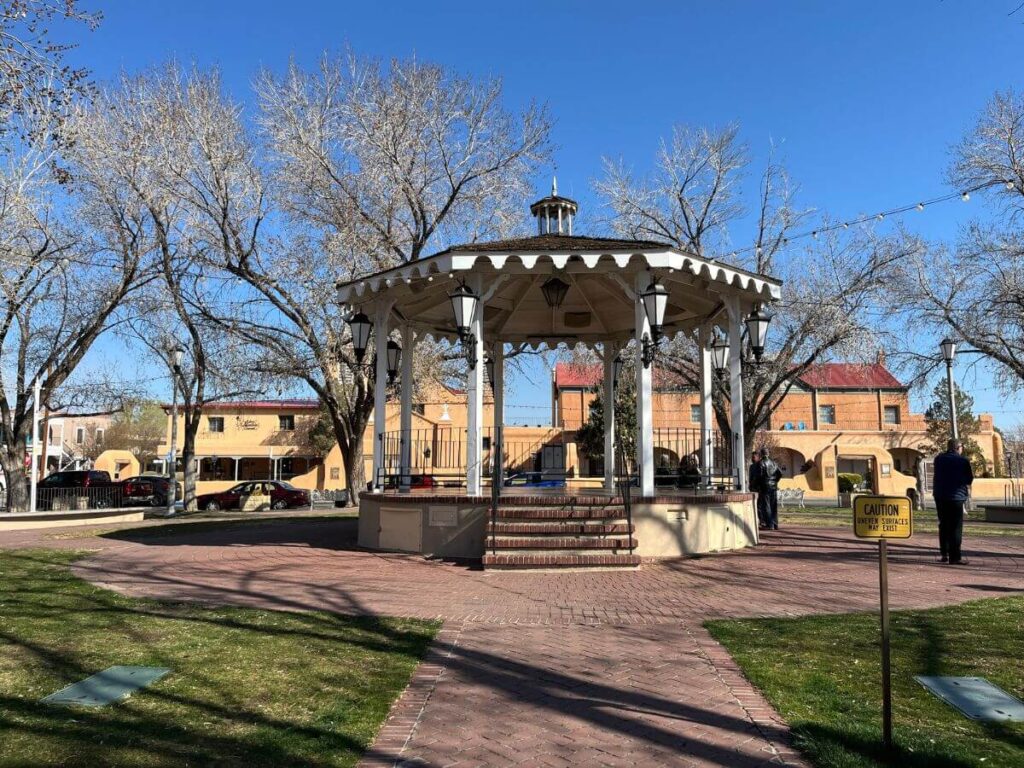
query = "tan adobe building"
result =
(553, 359, 1005, 503)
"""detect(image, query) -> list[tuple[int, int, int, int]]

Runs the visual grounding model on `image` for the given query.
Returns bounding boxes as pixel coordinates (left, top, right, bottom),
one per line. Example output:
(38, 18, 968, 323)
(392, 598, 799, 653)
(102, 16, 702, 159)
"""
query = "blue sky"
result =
(70, 1, 1024, 425)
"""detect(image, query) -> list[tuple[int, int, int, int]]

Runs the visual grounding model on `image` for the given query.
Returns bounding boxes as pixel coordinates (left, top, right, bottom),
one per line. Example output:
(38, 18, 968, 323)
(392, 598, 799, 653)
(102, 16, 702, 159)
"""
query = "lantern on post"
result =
(612, 353, 624, 388)
(448, 282, 480, 370)
(348, 312, 373, 364)
(745, 305, 774, 363)
(639, 280, 669, 368)
(386, 339, 402, 384)
(710, 331, 730, 375)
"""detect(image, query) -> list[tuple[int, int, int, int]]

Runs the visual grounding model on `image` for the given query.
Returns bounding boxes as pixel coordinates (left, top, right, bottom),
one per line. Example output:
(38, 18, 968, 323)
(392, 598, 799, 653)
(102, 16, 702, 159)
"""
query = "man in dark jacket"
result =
(749, 450, 766, 528)
(758, 449, 784, 530)
(932, 439, 974, 565)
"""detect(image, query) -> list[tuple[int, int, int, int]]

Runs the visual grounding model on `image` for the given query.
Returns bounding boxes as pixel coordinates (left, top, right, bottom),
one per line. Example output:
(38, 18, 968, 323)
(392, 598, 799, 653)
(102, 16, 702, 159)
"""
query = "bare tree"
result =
(145, 56, 551, 501)
(598, 126, 905, 448)
(67, 68, 272, 509)
(892, 91, 1024, 391)
(0, 97, 150, 511)
(0, 0, 99, 143)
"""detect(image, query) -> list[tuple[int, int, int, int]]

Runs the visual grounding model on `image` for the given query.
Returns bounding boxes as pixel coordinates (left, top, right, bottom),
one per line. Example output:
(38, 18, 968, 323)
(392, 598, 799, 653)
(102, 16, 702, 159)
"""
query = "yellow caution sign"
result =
(853, 495, 913, 539)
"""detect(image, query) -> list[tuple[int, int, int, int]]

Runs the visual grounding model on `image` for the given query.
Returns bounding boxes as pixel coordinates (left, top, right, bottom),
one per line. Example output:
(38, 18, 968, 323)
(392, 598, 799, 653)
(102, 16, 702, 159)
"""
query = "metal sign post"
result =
(853, 494, 913, 750)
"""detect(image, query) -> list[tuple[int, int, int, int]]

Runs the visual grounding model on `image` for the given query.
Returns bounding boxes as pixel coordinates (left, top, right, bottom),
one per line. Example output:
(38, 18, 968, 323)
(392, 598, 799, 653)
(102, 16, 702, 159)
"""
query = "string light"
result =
(961, 191, 970, 202)
(916, 203, 924, 211)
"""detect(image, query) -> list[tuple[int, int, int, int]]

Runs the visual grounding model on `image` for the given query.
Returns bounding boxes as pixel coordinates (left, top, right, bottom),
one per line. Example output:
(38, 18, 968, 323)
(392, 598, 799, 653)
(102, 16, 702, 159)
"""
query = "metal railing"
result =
(35, 485, 124, 511)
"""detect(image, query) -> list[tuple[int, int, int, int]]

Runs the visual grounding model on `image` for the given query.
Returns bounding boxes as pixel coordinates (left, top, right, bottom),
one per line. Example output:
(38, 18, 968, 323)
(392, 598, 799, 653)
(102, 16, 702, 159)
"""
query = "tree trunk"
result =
(181, 427, 198, 511)
(0, 442, 31, 513)
(341, 440, 365, 507)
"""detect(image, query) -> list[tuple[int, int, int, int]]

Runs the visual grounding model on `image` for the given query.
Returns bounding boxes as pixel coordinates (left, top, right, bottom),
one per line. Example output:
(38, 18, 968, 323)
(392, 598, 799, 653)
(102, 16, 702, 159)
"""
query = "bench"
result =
(778, 488, 805, 509)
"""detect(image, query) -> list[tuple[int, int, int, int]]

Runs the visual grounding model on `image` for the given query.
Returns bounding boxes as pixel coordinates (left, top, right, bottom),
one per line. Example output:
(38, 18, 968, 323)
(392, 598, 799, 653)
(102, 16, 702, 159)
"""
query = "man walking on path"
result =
(749, 450, 766, 528)
(757, 448, 783, 531)
(933, 439, 974, 565)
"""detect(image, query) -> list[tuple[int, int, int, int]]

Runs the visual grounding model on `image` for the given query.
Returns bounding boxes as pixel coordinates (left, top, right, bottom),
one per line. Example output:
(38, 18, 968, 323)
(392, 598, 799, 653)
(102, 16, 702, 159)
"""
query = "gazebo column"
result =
(603, 341, 617, 492)
(492, 343, 504, 487)
(399, 324, 415, 492)
(635, 272, 655, 497)
(726, 297, 747, 491)
(371, 301, 391, 491)
(699, 324, 714, 485)
(466, 275, 484, 496)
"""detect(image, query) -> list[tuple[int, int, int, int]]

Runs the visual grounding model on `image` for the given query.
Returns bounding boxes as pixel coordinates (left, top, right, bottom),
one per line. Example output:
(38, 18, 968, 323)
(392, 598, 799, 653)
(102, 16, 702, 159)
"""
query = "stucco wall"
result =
(632, 498, 758, 558)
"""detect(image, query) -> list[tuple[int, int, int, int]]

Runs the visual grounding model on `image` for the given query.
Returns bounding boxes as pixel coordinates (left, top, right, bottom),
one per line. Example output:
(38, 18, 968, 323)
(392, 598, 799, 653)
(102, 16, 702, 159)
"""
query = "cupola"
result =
(529, 177, 578, 235)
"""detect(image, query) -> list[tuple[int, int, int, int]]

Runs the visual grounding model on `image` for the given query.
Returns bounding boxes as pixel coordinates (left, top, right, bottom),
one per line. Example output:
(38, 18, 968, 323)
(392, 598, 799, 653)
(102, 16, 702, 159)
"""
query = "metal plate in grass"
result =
(915, 676, 1024, 721)
(42, 666, 171, 707)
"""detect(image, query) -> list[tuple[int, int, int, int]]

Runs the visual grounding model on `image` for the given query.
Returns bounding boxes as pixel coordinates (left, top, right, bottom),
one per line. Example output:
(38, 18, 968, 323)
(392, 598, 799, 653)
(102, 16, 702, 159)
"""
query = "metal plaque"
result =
(915, 676, 1024, 721)
(42, 666, 171, 707)
(853, 495, 912, 539)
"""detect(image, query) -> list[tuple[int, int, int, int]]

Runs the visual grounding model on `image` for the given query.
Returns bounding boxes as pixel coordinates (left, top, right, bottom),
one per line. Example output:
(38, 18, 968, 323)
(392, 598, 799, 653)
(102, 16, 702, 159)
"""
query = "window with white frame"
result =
(883, 405, 900, 425)
(208, 416, 225, 433)
(690, 404, 701, 423)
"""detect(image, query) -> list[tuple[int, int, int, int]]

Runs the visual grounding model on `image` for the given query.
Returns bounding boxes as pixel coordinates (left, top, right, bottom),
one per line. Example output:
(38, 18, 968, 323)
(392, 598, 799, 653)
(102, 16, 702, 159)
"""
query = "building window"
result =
(95, 428, 104, 445)
(330, 467, 340, 481)
(412, 403, 425, 416)
(690, 404, 701, 423)
(279, 414, 295, 431)
(818, 405, 836, 425)
(76, 427, 84, 444)
(883, 405, 900, 425)
(482, 436, 491, 450)
(208, 417, 225, 433)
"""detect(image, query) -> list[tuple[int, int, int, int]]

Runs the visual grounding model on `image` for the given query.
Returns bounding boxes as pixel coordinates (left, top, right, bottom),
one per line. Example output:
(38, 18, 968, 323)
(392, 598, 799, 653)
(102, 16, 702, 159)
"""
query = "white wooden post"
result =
(399, 324, 414, 492)
(492, 343, 504, 487)
(371, 301, 390, 491)
(603, 341, 617, 492)
(699, 324, 714, 485)
(726, 297, 747, 491)
(466, 274, 484, 496)
(635, 271, 655, 497)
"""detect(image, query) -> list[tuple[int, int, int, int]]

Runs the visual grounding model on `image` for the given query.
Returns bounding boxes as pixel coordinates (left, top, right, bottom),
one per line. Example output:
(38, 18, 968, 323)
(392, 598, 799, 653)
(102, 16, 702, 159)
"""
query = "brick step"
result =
(490, 537, 638, 550)
(482, 553, 641, 569)
(494, 496, 626, 508)
(492, 507, 627, 521)
(489, 521, 634, 536)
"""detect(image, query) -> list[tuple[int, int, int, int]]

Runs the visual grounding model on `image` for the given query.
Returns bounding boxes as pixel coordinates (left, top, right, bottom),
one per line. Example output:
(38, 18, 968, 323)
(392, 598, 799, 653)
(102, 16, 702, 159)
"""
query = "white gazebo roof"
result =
(336, 234, 782, 347)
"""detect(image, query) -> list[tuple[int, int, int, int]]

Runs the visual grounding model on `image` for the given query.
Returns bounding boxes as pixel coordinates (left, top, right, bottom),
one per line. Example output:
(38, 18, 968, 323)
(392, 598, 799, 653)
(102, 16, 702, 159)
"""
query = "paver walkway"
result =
(5, 518, 1022, 767)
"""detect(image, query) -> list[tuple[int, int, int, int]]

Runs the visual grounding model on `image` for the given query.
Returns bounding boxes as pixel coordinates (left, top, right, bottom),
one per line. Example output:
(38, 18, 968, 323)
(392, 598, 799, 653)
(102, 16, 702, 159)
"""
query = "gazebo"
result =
(336, 183, 782, 567)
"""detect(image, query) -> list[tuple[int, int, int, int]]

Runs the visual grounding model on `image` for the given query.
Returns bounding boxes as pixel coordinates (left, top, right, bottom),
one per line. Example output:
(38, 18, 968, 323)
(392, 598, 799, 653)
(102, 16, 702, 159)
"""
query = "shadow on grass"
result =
(794, 723, 974, 768)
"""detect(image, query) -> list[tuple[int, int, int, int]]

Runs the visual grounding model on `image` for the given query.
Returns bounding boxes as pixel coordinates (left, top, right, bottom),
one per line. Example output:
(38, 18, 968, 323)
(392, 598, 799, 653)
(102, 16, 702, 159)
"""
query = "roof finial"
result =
(552, 176, 558, 196)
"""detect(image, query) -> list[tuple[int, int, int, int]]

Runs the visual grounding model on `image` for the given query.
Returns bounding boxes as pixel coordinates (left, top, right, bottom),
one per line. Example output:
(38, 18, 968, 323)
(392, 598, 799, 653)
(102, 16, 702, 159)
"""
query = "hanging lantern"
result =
(540, 276, 570, 308)
(640, 281, 669, 341)
(612, 353, 624, 387)
(484, 353, 495, 392)
(745, 305, 774, 363)
(448, 283, 479, 340)
(348, 312, 373, 363)
(386, 339, 402, 382)
(711, 331, 730, 374)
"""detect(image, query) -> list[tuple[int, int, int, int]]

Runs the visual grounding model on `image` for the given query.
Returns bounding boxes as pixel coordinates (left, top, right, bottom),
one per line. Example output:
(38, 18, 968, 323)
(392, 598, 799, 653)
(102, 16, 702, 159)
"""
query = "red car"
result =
(121, 475, 178, 507)
(195, 480, 311, 511)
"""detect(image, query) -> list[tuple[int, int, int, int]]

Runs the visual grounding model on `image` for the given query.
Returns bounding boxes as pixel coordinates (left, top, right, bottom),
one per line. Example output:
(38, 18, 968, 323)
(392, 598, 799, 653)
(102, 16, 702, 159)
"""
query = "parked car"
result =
(121, 475, 179, 507)
(503, 472, 565, 489)
(195, 480, 311, 512)
(383, 474, 438, 490)
(35, 470, 118, 510)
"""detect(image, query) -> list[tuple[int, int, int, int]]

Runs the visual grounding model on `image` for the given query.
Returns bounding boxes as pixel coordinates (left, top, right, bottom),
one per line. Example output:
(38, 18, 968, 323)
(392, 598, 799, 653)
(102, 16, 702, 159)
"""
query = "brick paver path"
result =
(5, 519, 1022, 767)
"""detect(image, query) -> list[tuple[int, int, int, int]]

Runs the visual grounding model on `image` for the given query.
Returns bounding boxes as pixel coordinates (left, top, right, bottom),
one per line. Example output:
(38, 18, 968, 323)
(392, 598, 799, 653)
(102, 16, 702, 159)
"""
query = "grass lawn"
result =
(0, 549, 438, 767)
(707, 597, 1024, 768)
(779, 506, 1024, 537)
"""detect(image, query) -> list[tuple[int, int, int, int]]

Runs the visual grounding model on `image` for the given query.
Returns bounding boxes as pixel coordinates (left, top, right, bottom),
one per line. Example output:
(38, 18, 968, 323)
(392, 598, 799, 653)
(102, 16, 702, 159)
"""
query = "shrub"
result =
(838, 472, 863, 493)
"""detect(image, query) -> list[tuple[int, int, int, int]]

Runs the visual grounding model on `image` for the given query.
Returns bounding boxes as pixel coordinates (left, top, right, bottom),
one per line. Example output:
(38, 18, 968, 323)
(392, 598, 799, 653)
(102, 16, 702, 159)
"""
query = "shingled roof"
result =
(436, 234, 671, 255)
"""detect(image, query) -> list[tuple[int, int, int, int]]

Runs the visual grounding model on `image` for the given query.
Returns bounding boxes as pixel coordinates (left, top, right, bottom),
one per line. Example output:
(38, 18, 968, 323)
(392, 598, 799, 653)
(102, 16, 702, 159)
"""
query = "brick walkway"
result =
(6, 518, 1022, 767)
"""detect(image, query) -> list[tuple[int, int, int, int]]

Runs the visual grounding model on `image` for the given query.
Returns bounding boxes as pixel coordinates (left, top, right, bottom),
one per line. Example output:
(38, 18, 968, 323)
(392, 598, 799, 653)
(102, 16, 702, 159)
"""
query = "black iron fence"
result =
(35, 485, 124, 511)
(375, 424, 737, 492)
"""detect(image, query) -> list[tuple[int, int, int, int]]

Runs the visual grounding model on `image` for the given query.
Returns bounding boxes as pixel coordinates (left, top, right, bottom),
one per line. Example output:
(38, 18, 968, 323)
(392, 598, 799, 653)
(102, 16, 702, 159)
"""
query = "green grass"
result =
(706, 597, 1024, 768)
(780, 507, 1024, 537)
(0, 549, 438, 767)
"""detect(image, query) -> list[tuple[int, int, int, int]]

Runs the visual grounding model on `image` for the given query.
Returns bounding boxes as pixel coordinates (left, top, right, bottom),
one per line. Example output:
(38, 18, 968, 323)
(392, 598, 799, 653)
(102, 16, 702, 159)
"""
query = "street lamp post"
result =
(166, 346, 185, 518)
(940, 338, 959, 442)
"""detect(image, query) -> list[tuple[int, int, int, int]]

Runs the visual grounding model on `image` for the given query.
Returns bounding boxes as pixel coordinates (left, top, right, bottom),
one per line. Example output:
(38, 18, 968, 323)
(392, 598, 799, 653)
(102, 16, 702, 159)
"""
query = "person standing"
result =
(932, 439, 974, 564)
(759, 448, 783, 531)
(749, 450, 766, 528)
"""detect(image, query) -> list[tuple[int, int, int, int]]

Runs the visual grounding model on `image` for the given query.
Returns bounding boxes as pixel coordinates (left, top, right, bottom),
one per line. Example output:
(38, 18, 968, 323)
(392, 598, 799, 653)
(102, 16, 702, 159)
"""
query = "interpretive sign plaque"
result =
(853, 495, 912, 539)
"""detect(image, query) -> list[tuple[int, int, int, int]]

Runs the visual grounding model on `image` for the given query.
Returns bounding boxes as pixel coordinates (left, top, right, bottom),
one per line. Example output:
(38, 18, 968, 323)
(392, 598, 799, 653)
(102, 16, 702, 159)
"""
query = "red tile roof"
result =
(553, 363, 688, 389)
(797, 363, 904, 390)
